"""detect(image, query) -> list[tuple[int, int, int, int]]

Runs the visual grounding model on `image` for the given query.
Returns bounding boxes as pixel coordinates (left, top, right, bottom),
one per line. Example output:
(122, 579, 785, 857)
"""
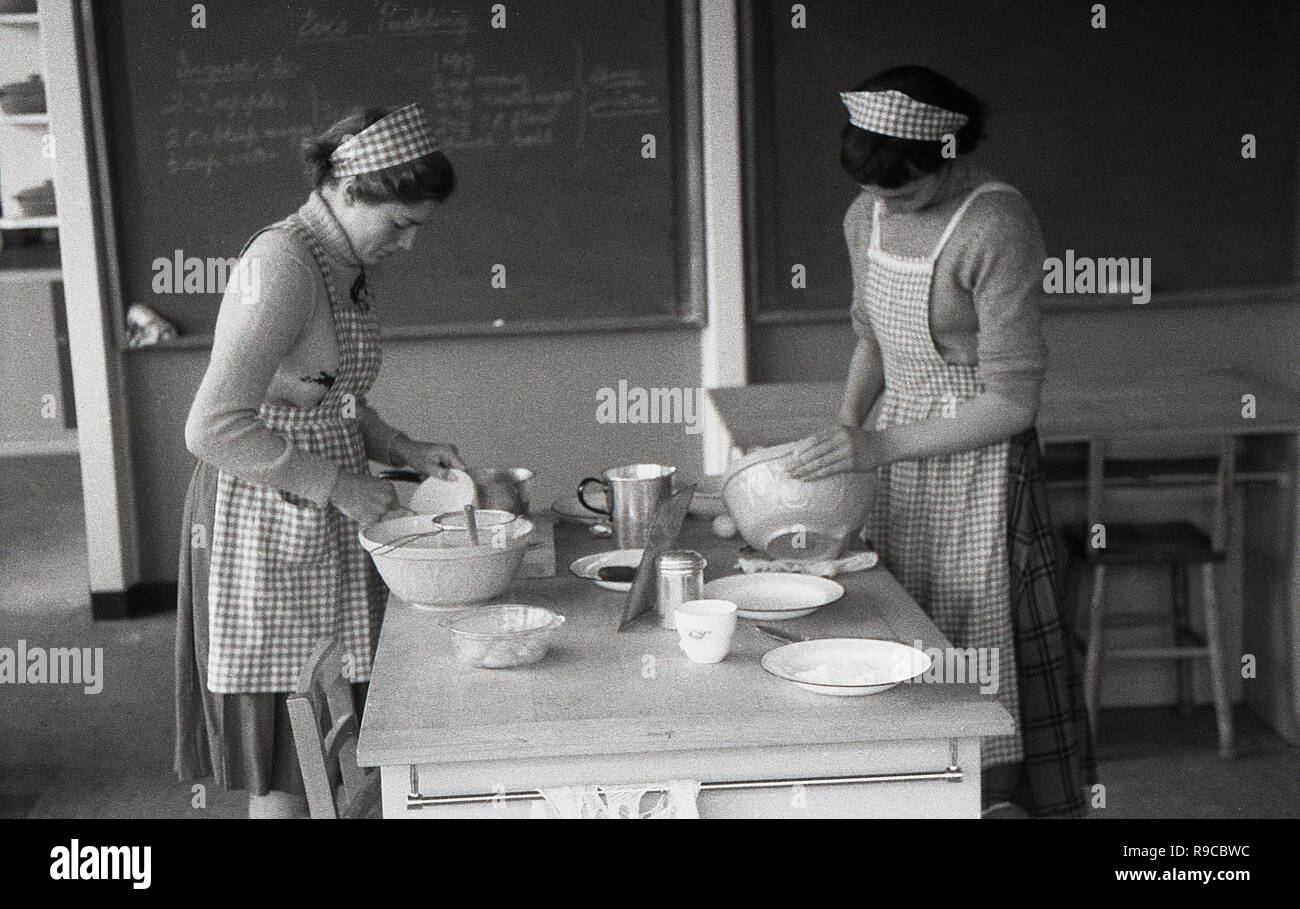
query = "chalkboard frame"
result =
(94, 0, 707, 349)
(738, 0, 1300, 325)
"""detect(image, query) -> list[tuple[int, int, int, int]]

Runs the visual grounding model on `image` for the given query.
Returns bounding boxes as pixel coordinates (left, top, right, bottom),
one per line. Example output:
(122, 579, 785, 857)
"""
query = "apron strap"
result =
(870, 180, 1020, 259)
(929, 181, 1021, 264)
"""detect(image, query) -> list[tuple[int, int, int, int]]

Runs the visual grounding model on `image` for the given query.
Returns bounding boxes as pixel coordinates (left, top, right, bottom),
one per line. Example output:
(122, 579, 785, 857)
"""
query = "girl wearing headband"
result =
(176, 105, 465, 817)
(791, 66, 1092, 818)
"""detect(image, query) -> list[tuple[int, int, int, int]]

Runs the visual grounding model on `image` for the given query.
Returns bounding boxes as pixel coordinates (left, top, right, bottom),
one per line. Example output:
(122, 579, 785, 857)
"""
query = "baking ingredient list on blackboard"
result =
(152, 2, 664, 181)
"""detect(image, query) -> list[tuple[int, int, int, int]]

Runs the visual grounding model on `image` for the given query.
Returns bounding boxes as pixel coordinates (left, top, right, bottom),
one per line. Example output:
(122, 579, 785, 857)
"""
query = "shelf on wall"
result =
(0, 215, 57, 229)
(0, 112, 48, 126)
(0, 431, 79, 458)
(0, 13, 40, 27)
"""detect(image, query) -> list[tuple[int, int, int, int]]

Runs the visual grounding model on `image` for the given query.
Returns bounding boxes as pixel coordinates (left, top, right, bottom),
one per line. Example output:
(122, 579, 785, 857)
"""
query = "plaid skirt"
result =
(1005, 428, 1096, 817)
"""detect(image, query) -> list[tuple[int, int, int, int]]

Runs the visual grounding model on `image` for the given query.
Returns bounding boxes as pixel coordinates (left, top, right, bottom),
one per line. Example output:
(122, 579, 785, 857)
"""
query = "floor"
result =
(2, 454, 1298, 819)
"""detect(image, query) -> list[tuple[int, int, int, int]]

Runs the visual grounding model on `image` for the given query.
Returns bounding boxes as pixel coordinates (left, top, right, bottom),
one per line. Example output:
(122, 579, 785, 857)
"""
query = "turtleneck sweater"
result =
(185, 191, 403, 506)
(844, 158, 1049, 415)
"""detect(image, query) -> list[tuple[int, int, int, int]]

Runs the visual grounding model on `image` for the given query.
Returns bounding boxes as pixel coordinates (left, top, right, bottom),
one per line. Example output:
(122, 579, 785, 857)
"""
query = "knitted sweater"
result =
(844, 158, 1049, 414)
(185, 191, 403, 506)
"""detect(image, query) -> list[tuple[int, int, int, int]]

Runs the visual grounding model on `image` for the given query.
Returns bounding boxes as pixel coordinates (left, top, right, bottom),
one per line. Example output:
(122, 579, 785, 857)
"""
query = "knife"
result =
(754, 624, 807, 645)
(378, 469, 426, 482)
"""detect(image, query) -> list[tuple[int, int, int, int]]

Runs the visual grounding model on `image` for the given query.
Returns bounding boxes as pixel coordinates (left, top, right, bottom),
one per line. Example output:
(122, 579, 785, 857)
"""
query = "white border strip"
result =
(698, 0, 747, 475)
(41, 0, 138, 593)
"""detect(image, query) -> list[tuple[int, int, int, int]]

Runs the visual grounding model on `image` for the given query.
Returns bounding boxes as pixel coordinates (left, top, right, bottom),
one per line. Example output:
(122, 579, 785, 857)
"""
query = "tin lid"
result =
(657, 549, 705, 573)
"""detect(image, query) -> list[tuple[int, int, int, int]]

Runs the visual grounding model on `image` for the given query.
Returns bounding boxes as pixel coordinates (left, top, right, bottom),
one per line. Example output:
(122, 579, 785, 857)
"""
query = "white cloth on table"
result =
(735, 549, 878, 578)
(529, 781, 701, 819)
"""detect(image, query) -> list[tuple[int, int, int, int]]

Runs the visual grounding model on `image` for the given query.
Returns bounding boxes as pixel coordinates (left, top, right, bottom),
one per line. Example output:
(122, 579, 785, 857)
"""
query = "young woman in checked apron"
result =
(792, 67, 1094, 818)
(175, 105, 466, 818)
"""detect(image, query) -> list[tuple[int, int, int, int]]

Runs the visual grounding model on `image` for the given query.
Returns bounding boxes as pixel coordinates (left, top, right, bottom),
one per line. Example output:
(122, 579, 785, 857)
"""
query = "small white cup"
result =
(675, 599, 738, 664)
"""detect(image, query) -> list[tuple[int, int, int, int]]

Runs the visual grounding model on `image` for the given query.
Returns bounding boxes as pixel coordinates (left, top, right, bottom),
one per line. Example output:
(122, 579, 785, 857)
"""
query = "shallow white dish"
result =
(761, 639, 932, 696)
(701, 573, 844, 621)
(408, 469, 478, 515)
(568, 548, 646, 592)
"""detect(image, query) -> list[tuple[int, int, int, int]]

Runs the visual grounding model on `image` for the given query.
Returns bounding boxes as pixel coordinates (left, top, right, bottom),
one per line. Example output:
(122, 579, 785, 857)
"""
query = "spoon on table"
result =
(754, 625, 808, 646)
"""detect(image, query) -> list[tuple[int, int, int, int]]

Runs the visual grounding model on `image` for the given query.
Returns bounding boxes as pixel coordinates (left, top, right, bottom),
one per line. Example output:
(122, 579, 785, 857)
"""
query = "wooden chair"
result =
(287, 638, 382, 818)
(1065, 437, 1236, 760)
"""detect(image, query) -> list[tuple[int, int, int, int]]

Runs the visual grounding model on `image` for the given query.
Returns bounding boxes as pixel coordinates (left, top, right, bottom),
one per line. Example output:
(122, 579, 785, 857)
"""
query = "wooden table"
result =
(356, 519, 1013, 818)
(709, 368, 1300, 741)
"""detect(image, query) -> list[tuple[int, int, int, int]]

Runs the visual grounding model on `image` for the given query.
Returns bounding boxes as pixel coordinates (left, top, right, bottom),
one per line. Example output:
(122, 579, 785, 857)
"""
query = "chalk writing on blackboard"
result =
(293, 3, 474, 45)
(156, 45, 661, 176)
(99, 0, 687, 334)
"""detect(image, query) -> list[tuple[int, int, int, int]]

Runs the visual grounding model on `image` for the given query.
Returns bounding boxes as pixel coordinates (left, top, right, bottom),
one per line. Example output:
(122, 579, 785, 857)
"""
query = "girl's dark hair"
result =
(840, 66, 987, 188)
(303, 107, 455, 204)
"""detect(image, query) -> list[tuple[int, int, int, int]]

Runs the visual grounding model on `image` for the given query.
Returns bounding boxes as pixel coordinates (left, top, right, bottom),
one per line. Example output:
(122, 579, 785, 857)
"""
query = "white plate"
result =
(408, 469, 478, 515)
(761, 639, 932, 696)
(701, 573, 844, 620)
(568, 549, 646, 592)
(552, 492, 605, 525)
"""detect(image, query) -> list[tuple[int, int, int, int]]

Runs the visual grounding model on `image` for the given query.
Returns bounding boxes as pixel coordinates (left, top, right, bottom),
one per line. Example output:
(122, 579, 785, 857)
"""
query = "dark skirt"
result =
(174, 460, 365, 797)
(1002, 428, 1097, 817)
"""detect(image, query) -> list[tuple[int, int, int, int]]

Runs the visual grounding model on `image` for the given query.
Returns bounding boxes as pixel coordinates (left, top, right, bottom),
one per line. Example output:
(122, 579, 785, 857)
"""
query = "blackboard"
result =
(96, 0, 696, 338)
(743, 0, 1300, 317)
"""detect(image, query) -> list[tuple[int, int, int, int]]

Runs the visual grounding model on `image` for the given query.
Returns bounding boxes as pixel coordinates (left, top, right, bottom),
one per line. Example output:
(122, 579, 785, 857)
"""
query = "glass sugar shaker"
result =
(656, 550, 705, 630)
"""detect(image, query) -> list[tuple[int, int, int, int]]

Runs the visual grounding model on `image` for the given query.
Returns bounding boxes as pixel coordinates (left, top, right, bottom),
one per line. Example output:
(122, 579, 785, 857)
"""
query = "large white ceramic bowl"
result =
(358, 514, 534, 609)
(721, 442, 873, 561)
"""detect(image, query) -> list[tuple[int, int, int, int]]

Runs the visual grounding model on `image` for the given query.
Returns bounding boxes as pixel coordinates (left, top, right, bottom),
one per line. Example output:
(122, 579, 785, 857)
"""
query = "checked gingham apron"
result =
(206, 213, 387, 694)
(859, 183, 1023, 768)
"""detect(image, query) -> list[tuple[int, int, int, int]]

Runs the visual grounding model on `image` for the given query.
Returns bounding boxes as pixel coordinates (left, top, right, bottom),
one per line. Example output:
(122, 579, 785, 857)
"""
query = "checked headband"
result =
(330, 103, 440, 177)
(840, 89, 969, 141)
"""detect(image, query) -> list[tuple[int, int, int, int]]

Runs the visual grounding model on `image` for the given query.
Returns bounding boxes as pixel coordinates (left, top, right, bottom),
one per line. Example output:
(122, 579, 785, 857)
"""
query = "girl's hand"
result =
(329, 472, 399, 527)
(789, 424, 883, 481)
(393, 437, 467, 480)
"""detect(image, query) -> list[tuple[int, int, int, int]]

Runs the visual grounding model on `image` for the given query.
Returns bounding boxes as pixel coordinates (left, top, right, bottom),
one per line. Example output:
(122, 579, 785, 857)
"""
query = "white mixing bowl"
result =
(721, 441, 873, 561)
(359, 514, 534, 608)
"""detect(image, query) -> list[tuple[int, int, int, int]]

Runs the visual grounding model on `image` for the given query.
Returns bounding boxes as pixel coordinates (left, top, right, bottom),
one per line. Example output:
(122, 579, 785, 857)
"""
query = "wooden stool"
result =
(1066, 438, 1236, 760)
